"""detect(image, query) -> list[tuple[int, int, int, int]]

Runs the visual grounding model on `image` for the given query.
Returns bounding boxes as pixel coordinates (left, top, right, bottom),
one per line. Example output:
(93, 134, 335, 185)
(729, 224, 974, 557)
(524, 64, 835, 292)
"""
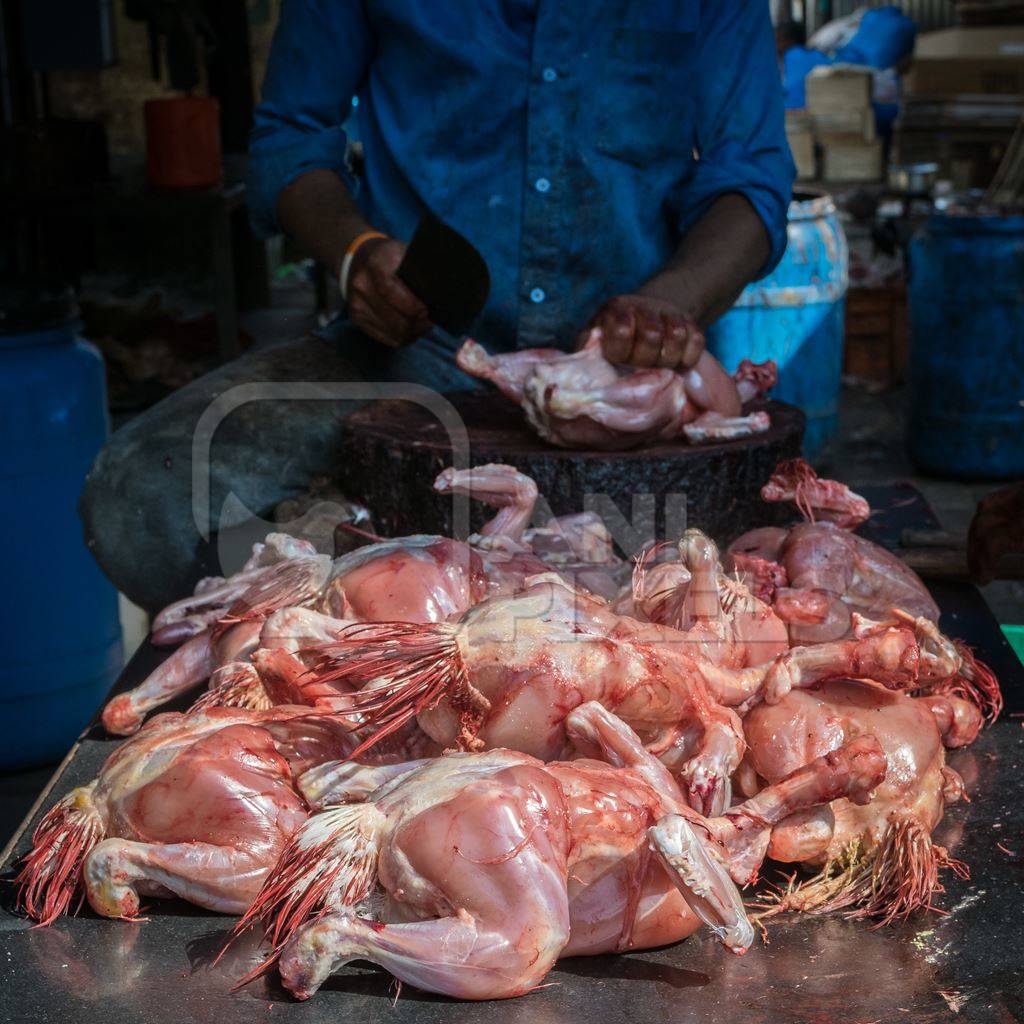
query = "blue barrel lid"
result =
(0, 283, 77, 338)
(789, 188, 837, 223)
(924, 211, 1024, 237)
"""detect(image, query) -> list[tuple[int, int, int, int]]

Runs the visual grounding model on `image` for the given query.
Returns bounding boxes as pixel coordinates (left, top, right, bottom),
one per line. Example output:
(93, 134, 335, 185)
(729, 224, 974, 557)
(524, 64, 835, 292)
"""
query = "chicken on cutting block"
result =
(14, 706, 393, 925)
(727, 460, 1002, 723)
(740, 678, 977, 923)
(296, 573, 921, 816)
(457, 332, 777, 450)
(237, 702, 886, 1001)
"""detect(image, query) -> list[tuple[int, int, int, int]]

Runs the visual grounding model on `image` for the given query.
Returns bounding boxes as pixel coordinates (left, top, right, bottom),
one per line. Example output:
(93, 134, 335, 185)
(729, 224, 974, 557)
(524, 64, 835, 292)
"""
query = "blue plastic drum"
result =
(0, 285, 122, 769)
(907, 213, 1024, 479)
(707, 190, 849, 460)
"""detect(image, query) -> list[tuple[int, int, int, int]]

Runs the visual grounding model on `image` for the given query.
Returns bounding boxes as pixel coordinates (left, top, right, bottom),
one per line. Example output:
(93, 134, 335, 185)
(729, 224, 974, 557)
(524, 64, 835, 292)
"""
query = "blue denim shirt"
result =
(249, 1, 795, 354)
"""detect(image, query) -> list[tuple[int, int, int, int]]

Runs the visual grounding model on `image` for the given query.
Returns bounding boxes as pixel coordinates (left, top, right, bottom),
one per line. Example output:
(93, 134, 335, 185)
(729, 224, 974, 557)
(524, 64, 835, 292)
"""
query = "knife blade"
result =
(397, 212, 491, 336)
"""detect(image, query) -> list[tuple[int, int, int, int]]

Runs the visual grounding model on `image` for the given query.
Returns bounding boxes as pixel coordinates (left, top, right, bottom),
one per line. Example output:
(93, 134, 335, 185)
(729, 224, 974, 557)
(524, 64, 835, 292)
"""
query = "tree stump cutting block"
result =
(339, 392, 804, 550)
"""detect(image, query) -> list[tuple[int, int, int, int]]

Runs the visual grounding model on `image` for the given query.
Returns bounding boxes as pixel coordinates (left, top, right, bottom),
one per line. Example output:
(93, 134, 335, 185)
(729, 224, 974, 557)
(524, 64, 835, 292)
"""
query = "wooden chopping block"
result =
(338, 391, 804, 550)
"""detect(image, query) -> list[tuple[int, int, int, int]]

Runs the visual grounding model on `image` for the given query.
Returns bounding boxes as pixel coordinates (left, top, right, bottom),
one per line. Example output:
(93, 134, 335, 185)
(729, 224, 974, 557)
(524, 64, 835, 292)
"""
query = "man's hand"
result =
(584, 294, 704, 370)
(968, 482, 1024, 585)
(346, 237, 431, 348)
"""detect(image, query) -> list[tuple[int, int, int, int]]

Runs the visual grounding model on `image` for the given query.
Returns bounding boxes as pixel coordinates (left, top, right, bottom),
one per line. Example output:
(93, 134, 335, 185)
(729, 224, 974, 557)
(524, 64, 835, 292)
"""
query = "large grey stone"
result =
(80, 334, 365, 611)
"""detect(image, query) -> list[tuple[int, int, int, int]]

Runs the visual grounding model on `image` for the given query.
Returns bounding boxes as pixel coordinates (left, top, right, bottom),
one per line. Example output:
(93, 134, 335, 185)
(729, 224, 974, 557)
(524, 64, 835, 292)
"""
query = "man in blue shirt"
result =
(250, 0, 794, 386)
(79, 0, 796, 613)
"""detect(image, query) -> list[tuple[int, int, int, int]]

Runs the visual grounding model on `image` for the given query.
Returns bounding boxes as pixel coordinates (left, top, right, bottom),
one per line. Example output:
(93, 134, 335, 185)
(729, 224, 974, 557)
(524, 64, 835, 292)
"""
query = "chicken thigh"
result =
(741, 679, 972, 923)
(17, 707, 369, 924)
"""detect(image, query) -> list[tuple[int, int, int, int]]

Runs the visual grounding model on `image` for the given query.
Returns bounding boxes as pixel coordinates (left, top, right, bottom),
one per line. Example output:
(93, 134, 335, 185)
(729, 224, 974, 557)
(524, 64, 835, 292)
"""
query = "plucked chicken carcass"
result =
(15, 706, 383, 924)
(328, 463, 624, 612)
(728, 460, 1002, 722)
(298, 573, 922, 815)
(340, 461, 619, 614)
(238, 702, 886, 1001)
(740, 677, 979, 923)
(102, 465, 616, 736)
(148, 466, 546, 645)
(728, 461, 936, 637)
(457, 332, 776, 450)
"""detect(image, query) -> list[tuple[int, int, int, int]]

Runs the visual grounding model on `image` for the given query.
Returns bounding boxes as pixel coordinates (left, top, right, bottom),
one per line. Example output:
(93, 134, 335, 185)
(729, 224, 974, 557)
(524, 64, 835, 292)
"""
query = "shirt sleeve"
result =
(246, 0, 373, 237)
(681, 1, 796, 277)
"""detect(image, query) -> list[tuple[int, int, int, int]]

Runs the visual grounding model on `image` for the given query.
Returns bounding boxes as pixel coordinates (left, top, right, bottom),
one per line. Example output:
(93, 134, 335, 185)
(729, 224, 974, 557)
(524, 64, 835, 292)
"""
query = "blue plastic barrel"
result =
(0, 285, 122, 769)
(907, 214, 1024, 479)
(707, 190, 848, 459)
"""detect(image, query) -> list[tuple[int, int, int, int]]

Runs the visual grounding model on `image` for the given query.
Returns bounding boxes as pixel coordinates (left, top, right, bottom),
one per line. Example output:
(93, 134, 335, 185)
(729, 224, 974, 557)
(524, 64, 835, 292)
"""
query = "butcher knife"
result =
(397, 212, 491, 336)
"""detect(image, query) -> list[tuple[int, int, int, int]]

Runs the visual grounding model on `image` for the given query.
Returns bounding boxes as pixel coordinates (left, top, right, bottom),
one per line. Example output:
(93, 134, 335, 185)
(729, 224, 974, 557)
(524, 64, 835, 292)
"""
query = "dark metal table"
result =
(2, 486, 1022, 1024)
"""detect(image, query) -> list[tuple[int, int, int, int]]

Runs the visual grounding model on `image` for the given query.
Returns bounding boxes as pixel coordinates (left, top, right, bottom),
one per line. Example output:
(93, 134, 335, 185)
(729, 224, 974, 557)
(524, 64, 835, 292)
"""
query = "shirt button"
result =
(530, 288, 546, 304)
(535, 177, 551, 193)
(541, 67, 557, 83)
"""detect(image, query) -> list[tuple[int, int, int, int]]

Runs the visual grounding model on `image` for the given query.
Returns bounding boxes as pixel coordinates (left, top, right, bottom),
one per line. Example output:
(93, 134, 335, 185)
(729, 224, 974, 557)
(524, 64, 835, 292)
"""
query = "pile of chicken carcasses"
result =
(17, 460, 1001, 1002)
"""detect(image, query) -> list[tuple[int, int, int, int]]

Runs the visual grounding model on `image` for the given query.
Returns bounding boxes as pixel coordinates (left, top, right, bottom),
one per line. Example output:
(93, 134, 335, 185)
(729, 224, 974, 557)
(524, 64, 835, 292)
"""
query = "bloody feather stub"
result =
(761, 459, 872, 529)
(15, 784, 105, 927)
(299, 621, 490, 758)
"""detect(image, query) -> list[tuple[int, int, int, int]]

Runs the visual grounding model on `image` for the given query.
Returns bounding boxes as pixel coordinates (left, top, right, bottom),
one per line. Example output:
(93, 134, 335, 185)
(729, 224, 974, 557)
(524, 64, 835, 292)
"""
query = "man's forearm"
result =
(275, 168, 430, 347)
(640, 193, 772, 328)
(276, 169, 375, 278)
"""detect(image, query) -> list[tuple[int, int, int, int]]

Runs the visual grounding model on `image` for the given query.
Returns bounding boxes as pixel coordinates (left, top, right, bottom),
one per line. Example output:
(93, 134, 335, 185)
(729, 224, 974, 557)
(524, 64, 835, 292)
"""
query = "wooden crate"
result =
(806, 65, 874, 111)
(843, 286, 910, 387)
(821, 135, 884, 182)
(811, 106, 877, 141)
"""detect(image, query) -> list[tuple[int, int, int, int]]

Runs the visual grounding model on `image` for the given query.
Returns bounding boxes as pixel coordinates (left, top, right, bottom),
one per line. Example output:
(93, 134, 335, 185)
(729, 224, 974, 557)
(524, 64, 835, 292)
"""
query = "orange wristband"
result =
(340, 230, 387, 301)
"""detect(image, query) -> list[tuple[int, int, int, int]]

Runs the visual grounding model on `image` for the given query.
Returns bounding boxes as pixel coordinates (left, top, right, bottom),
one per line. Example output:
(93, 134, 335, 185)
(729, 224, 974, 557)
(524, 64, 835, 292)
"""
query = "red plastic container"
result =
(144, 96, 222, 190)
